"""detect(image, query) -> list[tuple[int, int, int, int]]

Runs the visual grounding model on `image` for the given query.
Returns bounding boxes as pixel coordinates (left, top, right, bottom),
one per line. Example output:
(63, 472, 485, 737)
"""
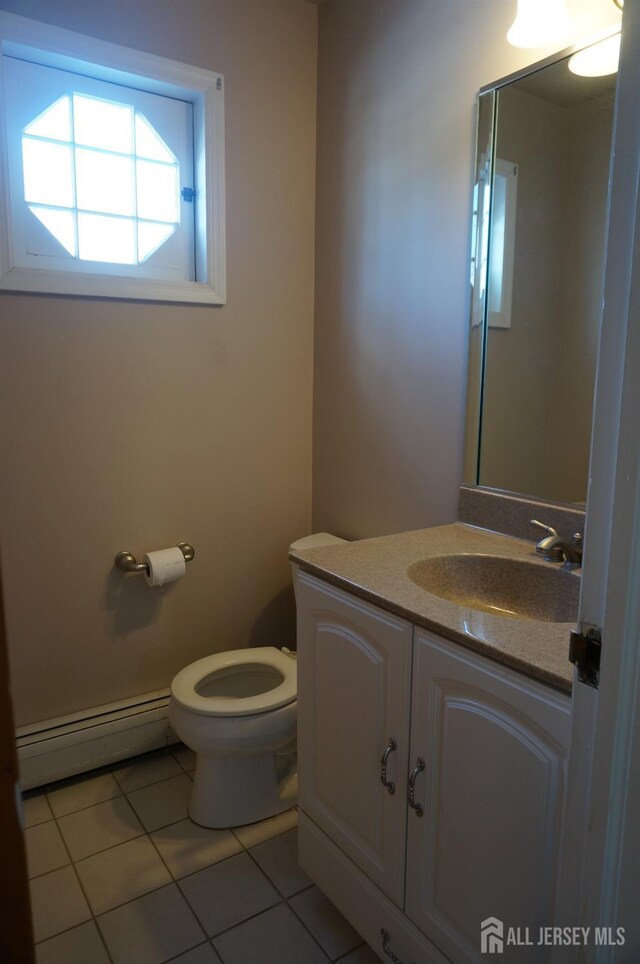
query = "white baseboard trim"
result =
(16, 690, 178, 790)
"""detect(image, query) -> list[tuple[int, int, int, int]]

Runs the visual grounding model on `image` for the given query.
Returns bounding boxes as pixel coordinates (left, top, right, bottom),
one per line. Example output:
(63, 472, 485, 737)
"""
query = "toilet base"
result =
(189, 749, 297, 828)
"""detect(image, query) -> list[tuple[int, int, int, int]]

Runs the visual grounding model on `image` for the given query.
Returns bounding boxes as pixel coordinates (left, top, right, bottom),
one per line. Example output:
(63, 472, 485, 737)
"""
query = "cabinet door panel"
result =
(295, 569, 412, 905)
(406, 630, 571, 963)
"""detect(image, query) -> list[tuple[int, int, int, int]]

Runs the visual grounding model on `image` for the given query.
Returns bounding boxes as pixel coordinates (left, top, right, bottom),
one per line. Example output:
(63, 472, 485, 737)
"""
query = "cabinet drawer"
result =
(299, 810, 447, 964)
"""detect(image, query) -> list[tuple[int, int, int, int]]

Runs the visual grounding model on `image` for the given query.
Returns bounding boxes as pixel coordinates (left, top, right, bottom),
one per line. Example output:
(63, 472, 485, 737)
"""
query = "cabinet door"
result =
(406, 629, 571, 963)
(295, 569, 412, 905)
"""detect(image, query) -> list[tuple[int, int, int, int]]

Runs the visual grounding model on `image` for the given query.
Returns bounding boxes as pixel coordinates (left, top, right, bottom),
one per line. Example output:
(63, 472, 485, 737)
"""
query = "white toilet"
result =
(169, 532, 345, 828)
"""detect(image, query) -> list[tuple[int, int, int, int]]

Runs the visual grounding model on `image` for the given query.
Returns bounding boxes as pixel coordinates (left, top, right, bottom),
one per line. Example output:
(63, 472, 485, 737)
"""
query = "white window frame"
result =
(0, 11, 226, 305)
(487, 157, 518, 330)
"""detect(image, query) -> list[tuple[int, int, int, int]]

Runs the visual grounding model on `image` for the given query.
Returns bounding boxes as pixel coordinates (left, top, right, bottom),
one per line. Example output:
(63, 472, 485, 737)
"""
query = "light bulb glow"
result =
(568, 33, 621, 77)
(507, 0, 576, 49)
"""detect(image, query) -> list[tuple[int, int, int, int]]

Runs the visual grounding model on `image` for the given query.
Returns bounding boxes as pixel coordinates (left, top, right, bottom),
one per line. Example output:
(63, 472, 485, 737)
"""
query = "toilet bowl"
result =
(169, 532, 345, 828)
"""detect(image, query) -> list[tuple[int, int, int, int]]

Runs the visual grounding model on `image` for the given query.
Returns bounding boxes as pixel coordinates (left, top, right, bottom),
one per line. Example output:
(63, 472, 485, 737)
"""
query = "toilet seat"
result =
(170, 646, 296, 718)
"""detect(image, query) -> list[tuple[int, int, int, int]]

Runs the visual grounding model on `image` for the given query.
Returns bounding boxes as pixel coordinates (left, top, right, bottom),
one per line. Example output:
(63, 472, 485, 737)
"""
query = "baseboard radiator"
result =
(16, 690, 178, 791)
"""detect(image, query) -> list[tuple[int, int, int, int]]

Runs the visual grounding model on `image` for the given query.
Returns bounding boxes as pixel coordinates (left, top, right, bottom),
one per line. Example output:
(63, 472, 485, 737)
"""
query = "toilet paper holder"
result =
(114, 543, 195, 574)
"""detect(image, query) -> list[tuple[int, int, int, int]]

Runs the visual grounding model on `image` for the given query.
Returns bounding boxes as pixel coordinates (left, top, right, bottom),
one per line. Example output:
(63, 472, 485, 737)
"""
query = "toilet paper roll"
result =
(144, 547, 187, 587)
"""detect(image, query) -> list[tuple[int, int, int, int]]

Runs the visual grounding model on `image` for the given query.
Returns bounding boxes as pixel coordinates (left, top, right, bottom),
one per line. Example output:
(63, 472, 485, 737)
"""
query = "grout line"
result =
(46, 789, 124, 820)
(163, 940, 214, 963)
(283, 877, 366, 962)
(39, 808, 116, 964)
(283, 889, 337, 962)
(229, 811, 298, 851)
(60, 826, 147, 865)
(91, 917, 116, 964)
(113, 767, 189, 797)
(92, 879, 177, 922)
(34, 919, 114, 964)
(242, 843, 293, 901)
(206, 898, 286, 942)
(172, 839, 269, 887)
(240, 846, 332, 962)
(170, 745, 197, 774)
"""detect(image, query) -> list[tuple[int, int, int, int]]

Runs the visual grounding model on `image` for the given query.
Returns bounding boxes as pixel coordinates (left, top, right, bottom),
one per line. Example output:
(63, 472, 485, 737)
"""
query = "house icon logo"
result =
(481, 917, 504, 954)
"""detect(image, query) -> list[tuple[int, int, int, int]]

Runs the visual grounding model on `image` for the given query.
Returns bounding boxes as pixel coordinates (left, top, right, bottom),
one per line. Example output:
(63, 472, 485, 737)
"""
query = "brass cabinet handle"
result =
(381, 928, 405, 963)
(380, 738, 397, 795)
(408, 757, 425, 817)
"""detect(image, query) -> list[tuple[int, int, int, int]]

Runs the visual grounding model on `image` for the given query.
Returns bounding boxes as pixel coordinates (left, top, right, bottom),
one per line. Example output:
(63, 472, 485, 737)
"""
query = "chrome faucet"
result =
(530, 520, 583, 569)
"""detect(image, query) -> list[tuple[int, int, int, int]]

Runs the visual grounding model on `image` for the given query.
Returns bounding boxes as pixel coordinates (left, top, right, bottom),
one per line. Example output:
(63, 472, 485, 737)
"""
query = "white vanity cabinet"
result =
(295, 567, 413, 904)
(294, 568, 572, 964)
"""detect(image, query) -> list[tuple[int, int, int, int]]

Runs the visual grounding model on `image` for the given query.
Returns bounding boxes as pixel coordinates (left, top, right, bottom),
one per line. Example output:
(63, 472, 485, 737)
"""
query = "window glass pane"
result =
(24, 96, 71, 142)
(77, 213, 136, 263)
(22, 138, 74, 207)
(73, 94, 133, 154)
(29, 205, 77, 256)
(135, 113, 175, 162)
(138, 221, 175, 261)
(136, 160, 179, 223)
(76, 149, 135, 216)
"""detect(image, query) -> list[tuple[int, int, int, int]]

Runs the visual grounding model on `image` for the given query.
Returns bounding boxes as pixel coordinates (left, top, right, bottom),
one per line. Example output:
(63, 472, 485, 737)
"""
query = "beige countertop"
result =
(290, 523, 576, 693)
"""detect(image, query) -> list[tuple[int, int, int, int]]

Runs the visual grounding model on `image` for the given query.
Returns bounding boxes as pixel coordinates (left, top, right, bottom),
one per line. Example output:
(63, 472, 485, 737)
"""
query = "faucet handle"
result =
(530, 519, 559, 538)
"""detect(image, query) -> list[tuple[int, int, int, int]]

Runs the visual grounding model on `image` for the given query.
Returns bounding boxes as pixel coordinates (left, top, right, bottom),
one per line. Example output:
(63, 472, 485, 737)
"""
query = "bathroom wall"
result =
(0, 0, 317, 726)
(311, 0, 621, 539)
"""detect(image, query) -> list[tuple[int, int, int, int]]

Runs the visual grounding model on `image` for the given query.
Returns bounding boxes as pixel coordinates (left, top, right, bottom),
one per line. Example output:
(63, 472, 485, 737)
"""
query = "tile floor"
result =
(23, 746, 380, 964)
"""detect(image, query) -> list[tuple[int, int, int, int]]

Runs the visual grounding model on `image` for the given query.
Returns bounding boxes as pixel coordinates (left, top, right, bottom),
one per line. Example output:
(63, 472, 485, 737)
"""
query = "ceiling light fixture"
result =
(506, 0, 576, 49)
(568, 31, 621, 77)
(568, 0, 623, 77)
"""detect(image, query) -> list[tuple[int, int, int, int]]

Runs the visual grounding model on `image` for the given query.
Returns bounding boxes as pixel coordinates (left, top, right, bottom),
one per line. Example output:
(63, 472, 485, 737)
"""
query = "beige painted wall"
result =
(312, 0, 621, 539)
(0, 0, 317, 726)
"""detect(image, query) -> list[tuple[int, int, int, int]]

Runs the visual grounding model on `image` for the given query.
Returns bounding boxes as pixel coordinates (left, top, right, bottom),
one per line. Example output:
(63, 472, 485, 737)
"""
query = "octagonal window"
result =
(22, 92, 181, 264)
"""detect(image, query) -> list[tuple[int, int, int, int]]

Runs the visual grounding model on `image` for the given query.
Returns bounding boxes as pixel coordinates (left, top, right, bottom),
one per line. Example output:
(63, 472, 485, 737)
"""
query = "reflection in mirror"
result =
(464, 53, 616, 506)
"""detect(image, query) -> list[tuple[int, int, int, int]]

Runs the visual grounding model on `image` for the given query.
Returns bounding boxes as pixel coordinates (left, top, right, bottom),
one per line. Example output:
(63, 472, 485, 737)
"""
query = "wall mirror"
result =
(464, 45, 616, 506)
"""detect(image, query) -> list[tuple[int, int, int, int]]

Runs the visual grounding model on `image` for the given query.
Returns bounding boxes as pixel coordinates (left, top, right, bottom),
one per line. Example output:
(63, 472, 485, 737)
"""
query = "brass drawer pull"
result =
(380, 738, 397, 794)
(408, 757, 425, 817)
(381, 928, 405, 963)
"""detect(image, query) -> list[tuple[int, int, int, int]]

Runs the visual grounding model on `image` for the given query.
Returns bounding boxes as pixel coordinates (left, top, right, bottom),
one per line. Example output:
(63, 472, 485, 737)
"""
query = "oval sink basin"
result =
(407, 554, 579, 623)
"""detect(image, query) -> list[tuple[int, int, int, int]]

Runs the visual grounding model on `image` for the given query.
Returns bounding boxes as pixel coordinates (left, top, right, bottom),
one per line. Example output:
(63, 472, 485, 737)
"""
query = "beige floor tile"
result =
(179, 851, 280, 937)
(23, 793, 53, 828)
(113, 749, 183, 793)
(171, 945, 222, 963)
(213, 903, 328, 964)
(75, 834, 172, 915)
(47, 772, 121, 818)
(127, 773, 192, 831)
(231, 806, 298, 849)
(25, 821, 70, 878)
(35, 921, 110, 964)
(172, 743, 196, 772)
(58, 795, 143, 860)
(29, 866, 91, 943)
(151, 818, 241, 878)
(249, 827, 311, 897)
(289, 885, 362, 959)
(97, 882, 205, 964)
